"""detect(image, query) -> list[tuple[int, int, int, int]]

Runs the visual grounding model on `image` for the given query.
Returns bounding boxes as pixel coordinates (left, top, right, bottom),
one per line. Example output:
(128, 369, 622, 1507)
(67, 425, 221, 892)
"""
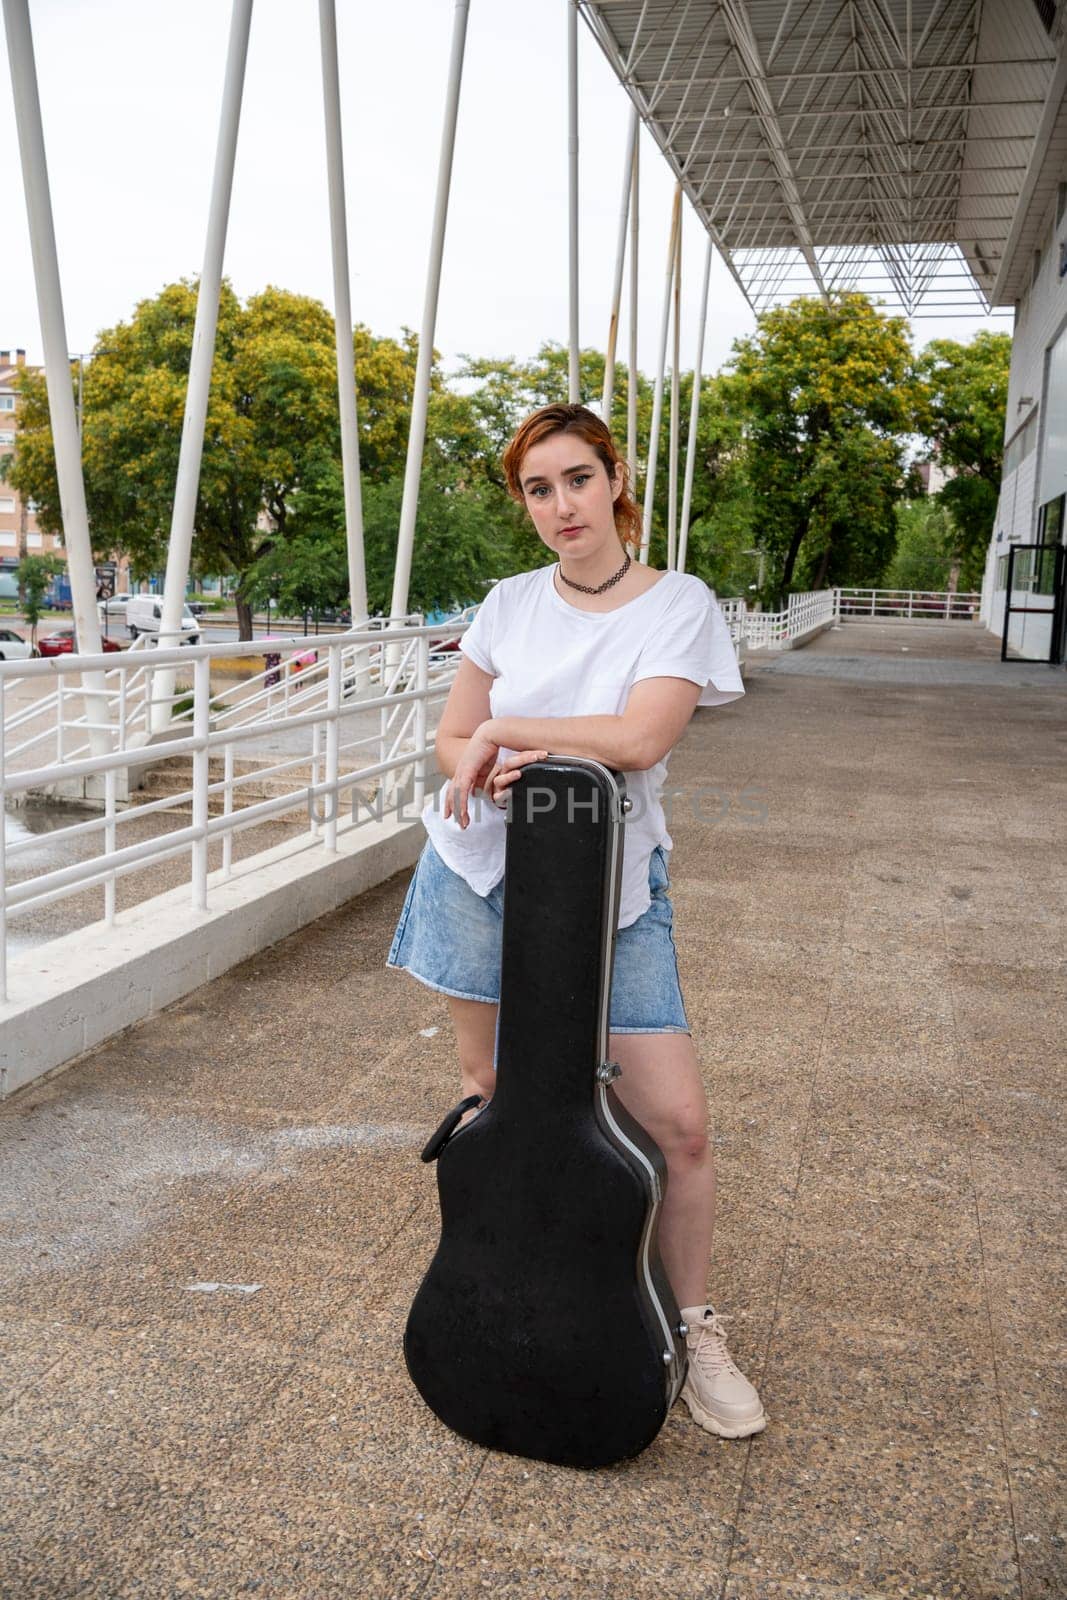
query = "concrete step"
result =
(134, 752, 385, 816)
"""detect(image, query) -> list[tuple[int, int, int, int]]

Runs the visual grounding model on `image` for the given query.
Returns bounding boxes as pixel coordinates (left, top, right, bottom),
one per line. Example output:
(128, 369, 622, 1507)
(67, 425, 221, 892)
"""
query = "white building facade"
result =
(982, 15, 1067, 666)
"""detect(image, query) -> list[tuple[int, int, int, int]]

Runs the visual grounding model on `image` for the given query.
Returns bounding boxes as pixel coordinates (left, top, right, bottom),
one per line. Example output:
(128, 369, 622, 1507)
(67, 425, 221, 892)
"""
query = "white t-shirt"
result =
(421, 564, 744, 928)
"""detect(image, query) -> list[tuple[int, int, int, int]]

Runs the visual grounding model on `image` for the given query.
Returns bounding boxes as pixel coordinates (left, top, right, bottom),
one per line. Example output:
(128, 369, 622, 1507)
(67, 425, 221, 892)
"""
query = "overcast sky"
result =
(1, 0, 1010, 383)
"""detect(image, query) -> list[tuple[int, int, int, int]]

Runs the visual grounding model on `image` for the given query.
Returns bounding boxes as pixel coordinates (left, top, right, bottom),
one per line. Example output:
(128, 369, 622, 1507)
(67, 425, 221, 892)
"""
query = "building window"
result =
(1040, 496, 1065, 545)
(0, 532, 14, 548)
(26, 532, 42, 550)
(0, 496, 14, 513)
(0, 431, 13, 445)
(1003, 410, 1038, 477)
(0, 396, 14, 412)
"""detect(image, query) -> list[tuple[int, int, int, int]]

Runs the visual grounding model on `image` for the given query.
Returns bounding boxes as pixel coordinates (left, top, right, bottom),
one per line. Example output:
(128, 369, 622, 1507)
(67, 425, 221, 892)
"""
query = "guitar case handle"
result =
(420, 1095, 485, 1163)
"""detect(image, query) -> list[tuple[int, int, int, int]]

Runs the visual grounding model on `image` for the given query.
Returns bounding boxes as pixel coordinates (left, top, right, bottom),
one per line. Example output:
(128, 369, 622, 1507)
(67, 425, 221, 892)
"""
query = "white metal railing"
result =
(837, 587, 980, 621)
(1, 610, 477, 772)
(742, 588, 840, 649)
(0, 618, 469, 1003)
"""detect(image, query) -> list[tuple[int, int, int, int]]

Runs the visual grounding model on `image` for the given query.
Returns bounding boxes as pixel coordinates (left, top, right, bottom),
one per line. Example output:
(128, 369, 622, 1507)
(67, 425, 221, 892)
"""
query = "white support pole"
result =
(389, 0, 470, 623)
(602, 106, 638, 426)
(667, 202, 682, 570)
(319, 0, 368, 630)
(567, 0, 580, 403)
(3, 0, 109, 752)
(190, 653, 211, 912)
(153, 0, 252, 733)
(640, 183, 681, 565)
(627, 132, 639, 487)
(678, 233, 713, 576)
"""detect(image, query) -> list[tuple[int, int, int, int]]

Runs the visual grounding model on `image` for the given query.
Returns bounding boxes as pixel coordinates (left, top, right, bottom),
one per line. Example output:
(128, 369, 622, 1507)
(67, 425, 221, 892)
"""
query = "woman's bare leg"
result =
(609, 1031, 716, 1310)
(447, 995, 499, 1104)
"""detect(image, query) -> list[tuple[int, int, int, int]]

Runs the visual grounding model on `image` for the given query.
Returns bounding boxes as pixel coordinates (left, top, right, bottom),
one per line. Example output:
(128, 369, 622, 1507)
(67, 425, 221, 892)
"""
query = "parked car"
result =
(98, 593, 135, 619)
(185, 600, 208, 618)
(0, 627, 33, 661)
(37, 631, 122, 657)
(124, 596, 201, 645)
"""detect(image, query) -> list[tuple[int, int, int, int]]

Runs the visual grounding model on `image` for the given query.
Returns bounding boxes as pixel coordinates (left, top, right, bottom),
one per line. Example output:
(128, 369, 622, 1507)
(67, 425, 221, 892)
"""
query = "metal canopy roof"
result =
(579, 0, 1064, 316)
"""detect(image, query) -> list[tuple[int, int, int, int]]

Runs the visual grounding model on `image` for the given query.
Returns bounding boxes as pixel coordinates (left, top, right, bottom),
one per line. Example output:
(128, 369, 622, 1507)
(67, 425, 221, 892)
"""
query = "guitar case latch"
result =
(595, 1060, 622, 1084)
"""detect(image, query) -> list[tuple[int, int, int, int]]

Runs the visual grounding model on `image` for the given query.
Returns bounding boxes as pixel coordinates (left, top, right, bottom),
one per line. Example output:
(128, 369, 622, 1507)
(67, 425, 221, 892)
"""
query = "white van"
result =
(125, 597, 201, 645)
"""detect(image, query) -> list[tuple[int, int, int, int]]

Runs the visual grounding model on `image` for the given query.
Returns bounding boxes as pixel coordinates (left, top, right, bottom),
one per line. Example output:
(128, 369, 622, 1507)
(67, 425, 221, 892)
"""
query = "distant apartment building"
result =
(0, 349, 64, 571)
(0, 349, 138, 600)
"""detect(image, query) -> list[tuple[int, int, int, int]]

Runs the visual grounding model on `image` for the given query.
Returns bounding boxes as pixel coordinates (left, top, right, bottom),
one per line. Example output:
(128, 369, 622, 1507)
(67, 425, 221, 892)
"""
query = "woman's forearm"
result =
(484, 715, 647, 771)
(435, 734, 471, 780)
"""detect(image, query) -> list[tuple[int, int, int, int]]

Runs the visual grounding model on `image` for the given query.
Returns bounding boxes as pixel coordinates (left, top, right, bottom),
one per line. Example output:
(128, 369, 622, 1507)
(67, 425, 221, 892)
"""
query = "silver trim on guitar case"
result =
(561, 756, 687, 1409)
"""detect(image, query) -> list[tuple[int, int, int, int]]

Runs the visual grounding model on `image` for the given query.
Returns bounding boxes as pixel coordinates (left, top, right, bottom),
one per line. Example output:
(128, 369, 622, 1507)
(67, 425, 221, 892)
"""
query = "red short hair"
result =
(502, 403, 643, 552)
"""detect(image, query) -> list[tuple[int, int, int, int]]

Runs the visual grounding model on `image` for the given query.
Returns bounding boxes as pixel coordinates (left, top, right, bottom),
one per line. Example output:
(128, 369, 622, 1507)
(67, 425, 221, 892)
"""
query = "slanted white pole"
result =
(627, 132, 639, 488)
(602, 106, 638, 426)
(678, 234, 713, 575)
(3, 0, 109, 751)
(667, 202, 682, 570)
(567, 0, 580, 403)
(389, 0, 470, 622)
(319, 0, 367, 628)
(154, 0, 252, 732)
(640, 183, 681, 565)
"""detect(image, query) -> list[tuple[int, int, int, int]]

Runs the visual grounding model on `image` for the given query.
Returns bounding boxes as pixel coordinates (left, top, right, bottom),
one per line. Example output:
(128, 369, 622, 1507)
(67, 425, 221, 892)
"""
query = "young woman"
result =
(388, 402, 766, 1440)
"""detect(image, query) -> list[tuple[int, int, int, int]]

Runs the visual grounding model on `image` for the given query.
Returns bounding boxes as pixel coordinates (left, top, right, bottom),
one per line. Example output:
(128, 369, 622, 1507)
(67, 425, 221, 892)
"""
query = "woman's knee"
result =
(660, 1109, 710, 1167)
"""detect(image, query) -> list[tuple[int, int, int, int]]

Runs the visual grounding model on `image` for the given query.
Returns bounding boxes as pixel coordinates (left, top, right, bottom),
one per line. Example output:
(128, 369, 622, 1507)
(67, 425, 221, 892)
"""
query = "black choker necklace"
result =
(559, 553, 631, 596)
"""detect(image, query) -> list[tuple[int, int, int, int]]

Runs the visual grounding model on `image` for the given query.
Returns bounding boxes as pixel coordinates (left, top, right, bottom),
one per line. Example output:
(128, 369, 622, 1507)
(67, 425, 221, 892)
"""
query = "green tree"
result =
(724, 293, 918, 600)
(916, 331, 1011, 591)
(882, 498, 954, 591)
(6, 282, 424, 640)
(16, 553, 63, 648)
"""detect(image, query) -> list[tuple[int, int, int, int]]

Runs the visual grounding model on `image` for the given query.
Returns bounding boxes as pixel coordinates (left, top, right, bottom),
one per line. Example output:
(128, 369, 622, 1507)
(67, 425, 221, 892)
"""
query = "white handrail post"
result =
(678, 234, 713, 575)
(324, 641, 341, 852)
(319, 0, 368, 631)
(603, 106, 638, 425)
(389, 0, 470, 622)
(667, 202, 682, 570)
(414, 632, 429, 814)
(154, 0, 253, 734)
(191, 654, 211, 912)
(3, 0, 110, 752)
(567, 0, 580, 403)
(222, 741, 234, 877)
(627, 131, 640, 486)
(56, 675, 64, 763)
(640, 183, 681, 565)
(104, 767, 116, 925)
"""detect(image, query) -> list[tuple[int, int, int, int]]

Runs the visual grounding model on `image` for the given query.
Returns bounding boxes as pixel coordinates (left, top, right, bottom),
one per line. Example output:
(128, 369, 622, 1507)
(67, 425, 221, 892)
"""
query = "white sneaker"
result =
(679, 1304, 767, 1439)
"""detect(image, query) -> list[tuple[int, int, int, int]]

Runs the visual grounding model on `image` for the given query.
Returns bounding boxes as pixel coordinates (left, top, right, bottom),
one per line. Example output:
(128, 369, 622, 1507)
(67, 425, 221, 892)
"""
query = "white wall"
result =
(985, 183, 1067, 644)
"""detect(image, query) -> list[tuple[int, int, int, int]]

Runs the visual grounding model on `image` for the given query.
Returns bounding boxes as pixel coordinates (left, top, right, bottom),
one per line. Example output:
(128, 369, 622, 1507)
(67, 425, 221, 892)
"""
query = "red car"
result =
(37, 631, 122, 657)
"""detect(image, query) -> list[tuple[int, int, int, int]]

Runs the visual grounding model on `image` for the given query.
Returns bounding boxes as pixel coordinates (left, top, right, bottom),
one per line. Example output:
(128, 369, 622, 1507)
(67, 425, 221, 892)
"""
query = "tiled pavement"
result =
(1, 619, 1064, 1599)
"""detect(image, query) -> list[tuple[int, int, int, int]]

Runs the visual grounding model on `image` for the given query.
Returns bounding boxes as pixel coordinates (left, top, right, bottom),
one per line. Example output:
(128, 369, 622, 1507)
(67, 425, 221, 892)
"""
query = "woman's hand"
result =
(443, 724, 503, 829)
(443, 725, 548, 828)
(488, 749, 549, 809)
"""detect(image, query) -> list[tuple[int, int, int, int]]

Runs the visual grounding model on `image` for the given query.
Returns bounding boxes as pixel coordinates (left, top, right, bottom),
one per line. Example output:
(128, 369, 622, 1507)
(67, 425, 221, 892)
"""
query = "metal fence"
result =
(837, 588, 980, 621)
(0, 619, 468, 1002)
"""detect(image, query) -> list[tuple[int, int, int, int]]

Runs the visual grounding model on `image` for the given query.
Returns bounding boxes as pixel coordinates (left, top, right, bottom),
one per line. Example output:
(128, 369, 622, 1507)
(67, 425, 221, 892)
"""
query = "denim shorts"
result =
(386, 839, 690, 1035)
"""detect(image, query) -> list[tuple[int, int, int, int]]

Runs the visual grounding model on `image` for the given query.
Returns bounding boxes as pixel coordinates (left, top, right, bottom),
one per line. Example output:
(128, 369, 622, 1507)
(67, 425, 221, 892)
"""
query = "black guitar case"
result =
(404, 758, 688, 1469)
